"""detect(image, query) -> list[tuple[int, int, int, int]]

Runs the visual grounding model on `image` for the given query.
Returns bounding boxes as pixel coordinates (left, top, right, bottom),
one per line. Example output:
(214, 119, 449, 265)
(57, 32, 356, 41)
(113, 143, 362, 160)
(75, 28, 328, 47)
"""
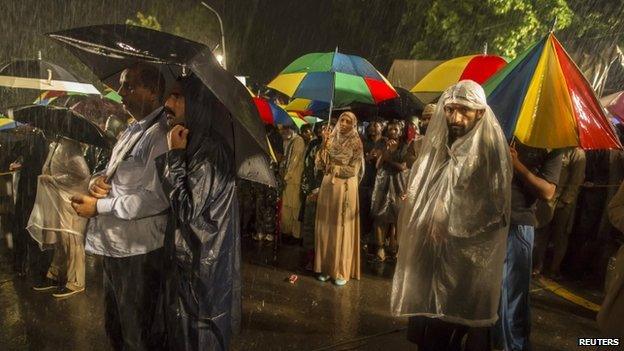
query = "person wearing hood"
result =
(315, 111, 364, 286)
(391, 80, 512, 350)
(158, 74, 241, 350)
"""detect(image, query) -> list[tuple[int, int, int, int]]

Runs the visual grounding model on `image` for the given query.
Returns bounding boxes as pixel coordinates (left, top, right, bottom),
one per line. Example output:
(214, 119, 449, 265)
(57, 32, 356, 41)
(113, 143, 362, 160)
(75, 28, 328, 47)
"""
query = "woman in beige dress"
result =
(27, 137, 90, 298)
(314, 112, 363, 286)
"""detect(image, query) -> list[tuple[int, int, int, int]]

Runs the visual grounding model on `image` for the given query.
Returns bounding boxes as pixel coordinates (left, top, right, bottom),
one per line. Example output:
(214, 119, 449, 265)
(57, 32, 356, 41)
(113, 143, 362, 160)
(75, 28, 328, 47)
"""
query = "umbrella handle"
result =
(46, 69, 52, 85)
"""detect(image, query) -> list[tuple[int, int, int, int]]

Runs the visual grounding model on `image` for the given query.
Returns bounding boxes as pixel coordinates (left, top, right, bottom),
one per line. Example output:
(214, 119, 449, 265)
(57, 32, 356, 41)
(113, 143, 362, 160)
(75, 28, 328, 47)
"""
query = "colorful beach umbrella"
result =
(303, 116, 324, 124)
(253, 97, 299, 128)
(411, 54, 507, 93)
(0, 116, 20, 131)
(284, 98, 330, 117)
(484, 33, 621, 150)
(267, 50, 398, 114)
(287, 112, 308, 129)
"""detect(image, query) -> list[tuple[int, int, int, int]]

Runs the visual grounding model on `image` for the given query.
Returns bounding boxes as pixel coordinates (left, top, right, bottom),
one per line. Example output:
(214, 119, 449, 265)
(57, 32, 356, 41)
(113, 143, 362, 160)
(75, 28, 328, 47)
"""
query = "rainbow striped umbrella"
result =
(268, 50, 398, 118)
(0, 116, 19, 131)
(484, 33, 621, 150)
(412, 54, 507, 93)
(253, 97, 303, 129)
(286, 111, 308, 129)
(284, 98, 330, 118)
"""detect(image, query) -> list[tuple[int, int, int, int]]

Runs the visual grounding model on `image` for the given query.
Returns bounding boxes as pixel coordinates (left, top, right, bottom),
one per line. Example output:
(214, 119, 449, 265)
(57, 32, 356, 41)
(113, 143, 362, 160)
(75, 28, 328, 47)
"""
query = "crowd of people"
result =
(0, 64, 624, 350)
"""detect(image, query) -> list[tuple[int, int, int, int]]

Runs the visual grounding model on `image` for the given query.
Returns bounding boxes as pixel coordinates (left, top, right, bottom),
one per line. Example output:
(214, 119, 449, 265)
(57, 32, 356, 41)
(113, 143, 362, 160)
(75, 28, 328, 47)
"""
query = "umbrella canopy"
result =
(0, 116, 20, 131)
(7, 105, 114, 149)
(286, 112, 308, 129)
(284, 98, 330, 117)
(411, 54, 507, 93)
(267, 50, 398, 106)
(0, 58, 100, 95)
(484, 33, 621, 150)
(253, 96, 295, 127)
(303, 115, 324, 124)
(378, 87, 425, 120)
(47, 24, 274, 187)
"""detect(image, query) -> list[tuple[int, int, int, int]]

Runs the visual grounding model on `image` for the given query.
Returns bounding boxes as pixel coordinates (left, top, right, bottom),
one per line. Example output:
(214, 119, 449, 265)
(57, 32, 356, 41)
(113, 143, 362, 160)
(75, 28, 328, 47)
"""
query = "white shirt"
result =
(85, 108, 170, 257)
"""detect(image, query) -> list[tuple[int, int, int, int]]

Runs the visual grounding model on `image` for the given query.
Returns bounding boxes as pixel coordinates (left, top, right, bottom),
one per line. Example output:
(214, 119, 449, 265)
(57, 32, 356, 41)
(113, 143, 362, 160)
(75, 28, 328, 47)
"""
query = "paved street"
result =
(0, 239, 600, 350)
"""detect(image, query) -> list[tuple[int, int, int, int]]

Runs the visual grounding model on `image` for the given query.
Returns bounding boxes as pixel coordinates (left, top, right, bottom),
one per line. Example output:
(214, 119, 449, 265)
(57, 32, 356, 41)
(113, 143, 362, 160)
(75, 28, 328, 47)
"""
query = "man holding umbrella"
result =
(71, 63, 169, 350)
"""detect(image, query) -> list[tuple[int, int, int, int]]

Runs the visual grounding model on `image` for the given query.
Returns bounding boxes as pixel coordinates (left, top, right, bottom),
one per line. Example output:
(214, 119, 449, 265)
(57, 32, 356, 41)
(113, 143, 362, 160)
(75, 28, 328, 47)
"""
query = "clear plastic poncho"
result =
(391, 80, 512, 327)
(27, 138, 90, 249)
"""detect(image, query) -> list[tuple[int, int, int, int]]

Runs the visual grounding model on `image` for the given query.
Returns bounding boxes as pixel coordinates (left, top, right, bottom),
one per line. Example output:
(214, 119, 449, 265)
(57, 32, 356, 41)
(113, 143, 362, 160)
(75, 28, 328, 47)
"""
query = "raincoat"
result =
(391, 80, 512, 327)
(158, 75, 241, 351)
(27, 138, 90, 248)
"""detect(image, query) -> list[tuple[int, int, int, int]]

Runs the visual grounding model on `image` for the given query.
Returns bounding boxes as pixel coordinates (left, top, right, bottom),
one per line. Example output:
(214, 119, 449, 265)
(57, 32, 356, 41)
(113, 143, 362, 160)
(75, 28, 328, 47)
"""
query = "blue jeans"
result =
(495, 224, 534, 351)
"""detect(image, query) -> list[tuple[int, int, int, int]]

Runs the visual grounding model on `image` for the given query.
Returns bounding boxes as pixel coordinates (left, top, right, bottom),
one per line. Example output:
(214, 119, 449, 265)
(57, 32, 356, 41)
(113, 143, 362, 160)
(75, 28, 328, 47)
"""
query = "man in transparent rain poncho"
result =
(392, 80, 512, 351)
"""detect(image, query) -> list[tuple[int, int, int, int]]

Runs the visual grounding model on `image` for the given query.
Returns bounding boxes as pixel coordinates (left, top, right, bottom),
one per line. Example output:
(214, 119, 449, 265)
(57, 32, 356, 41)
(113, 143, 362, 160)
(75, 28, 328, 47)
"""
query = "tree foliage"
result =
(125, 12, 161, 31)
(395, 0, 573, 60)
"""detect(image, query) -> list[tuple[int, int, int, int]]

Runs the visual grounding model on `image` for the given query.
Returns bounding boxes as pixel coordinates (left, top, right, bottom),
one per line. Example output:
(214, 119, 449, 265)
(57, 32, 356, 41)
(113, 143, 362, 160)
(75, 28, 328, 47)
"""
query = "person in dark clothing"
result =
(359, 119, 386, 252)
(298, 122, 325, 269)
(158, 75, 241, 351)
(564, 150, 611, 284)
(370, 120, 409, 261)
(7, 127, 50, 277)
(495, 141, 563, 351)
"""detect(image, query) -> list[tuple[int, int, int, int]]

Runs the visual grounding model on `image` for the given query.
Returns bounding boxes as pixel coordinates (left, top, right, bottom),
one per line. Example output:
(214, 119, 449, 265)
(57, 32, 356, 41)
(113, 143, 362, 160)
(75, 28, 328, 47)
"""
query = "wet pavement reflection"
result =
(0, 237, 600, 350)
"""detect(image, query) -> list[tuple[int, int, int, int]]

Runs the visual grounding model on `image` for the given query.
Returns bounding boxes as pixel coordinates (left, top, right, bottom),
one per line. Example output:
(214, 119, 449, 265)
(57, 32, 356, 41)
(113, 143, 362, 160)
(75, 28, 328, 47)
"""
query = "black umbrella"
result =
(7, 105, 115, 149)
(47, 24, 275, 187)
(378, 87, 425, 121)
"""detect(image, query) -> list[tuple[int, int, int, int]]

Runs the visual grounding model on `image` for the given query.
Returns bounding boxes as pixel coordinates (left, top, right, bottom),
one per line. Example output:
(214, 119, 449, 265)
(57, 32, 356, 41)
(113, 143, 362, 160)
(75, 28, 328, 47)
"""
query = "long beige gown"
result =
(314, 139, 363, 281)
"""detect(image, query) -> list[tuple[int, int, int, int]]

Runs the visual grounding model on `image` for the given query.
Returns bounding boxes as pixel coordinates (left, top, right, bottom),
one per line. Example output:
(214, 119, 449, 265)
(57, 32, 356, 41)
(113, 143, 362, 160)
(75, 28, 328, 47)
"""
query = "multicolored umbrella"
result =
(484, 33, 621, 150)
(0, 116, 20, 131)
(253, 97, 302, 128)
(303, 116, 324, 124)
(284, 98, 330, 117)
(286, 112, 308, 129)
(267, 50, 398, 118)
(411, 54, 507, 93)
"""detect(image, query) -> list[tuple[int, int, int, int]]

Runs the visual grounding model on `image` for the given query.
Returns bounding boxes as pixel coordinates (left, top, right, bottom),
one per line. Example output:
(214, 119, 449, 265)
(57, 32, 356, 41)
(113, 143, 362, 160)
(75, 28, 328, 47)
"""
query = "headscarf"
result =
(327, 112, 362, 165)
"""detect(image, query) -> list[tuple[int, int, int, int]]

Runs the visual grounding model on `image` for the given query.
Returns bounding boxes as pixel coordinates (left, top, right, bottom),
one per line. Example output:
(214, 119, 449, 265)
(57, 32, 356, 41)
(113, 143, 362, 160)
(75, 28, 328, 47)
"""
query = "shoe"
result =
(264, 234, 274, 242)
(317, 274, 330, 282)
(253, 232, 265, 241)
(33, 278, 59, 291)
(334, 278, 347, 286)
(52, 287, 85, 298)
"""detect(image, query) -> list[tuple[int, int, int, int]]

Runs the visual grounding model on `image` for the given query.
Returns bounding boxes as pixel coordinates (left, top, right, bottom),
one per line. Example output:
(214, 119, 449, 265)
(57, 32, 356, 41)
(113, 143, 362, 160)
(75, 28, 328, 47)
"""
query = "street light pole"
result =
(201, 1, 227, 69)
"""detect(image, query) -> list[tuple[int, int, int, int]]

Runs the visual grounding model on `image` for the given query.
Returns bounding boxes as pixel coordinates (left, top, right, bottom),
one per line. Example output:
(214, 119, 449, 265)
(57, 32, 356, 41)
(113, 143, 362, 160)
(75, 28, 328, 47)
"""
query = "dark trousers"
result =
(103, 249, 164, 351)
(495, 225, 534, 351)
(407, 316, 491, 351)
(533, 203, 575, 274)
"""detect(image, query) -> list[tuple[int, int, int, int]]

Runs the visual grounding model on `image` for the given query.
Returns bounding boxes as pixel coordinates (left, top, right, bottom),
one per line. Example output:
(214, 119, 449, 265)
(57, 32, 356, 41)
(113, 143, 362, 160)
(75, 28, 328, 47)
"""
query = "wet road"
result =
(0, 238, 600, 350)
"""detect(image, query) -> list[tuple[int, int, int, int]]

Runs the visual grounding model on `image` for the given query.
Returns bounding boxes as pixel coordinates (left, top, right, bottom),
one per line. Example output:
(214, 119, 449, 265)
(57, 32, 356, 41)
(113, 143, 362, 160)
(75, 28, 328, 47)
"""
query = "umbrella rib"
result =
(49, 35, 176, 64)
